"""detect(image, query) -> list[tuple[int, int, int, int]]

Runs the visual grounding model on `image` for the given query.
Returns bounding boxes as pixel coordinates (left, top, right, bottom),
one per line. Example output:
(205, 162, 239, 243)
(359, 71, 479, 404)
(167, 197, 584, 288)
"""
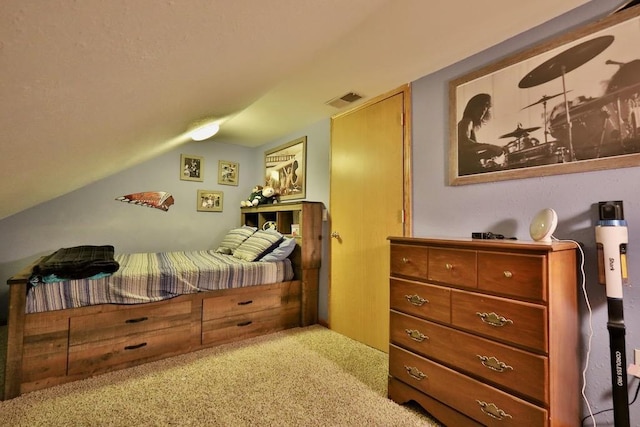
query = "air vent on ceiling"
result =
(326, 92, 363, 108)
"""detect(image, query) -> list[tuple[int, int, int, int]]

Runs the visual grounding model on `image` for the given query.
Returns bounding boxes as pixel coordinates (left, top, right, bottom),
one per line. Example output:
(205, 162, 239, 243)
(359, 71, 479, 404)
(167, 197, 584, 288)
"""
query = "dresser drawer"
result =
(390, 311, 548, 403)
(202, 307, 291, 345)
(389, 345, 548, 427)
(390, 278, 450, 323)
(478, 252, 546, 301)
(428, 248, 477, 288)
(451, 290, 548, 352)
(69, 300, 193, 346)
(202, 287, 282, 321)
(68, 323, 192, 376)
(390, 244, 429, 279)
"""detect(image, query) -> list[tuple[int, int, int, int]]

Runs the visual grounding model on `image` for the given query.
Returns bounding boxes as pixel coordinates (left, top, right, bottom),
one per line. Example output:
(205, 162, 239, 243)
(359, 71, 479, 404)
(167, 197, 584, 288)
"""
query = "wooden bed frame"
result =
(3, 201, 323, 400)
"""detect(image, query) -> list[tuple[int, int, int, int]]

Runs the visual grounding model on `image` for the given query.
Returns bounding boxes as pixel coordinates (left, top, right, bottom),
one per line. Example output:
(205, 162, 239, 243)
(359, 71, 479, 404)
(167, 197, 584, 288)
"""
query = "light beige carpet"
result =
(0, 325, 440, 426)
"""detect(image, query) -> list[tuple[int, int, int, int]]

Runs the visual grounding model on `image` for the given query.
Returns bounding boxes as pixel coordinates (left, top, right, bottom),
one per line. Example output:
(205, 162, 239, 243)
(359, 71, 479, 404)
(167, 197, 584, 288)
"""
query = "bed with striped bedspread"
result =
(26, 250, 294, 313)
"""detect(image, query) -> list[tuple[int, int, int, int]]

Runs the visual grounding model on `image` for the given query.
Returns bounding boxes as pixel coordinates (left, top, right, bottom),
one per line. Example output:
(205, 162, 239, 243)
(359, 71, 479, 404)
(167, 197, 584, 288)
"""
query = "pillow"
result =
(215, 226, 257, 254)
(260, 237, 296, 262)
(233, 230, 284, 261)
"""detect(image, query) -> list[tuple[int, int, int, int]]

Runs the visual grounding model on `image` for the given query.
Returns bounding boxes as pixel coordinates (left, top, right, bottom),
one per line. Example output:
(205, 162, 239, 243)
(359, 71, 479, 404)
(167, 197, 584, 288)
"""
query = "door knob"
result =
(331, 231, 341, 238)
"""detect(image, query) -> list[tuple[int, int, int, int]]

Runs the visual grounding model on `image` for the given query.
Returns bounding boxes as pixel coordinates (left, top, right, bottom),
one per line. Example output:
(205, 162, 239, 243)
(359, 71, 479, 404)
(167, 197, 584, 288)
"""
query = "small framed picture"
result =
(197, 190, 223, 212)
(218, 160, 239, 186)
(180, 154, 204, 182)
(290, 224, 300, 237)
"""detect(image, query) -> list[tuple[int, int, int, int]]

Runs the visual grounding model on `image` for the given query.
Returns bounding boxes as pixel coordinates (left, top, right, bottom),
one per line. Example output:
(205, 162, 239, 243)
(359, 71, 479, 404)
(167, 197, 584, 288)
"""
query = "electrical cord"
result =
(551, 237, 596, 425)
(551, 236, 639, 426)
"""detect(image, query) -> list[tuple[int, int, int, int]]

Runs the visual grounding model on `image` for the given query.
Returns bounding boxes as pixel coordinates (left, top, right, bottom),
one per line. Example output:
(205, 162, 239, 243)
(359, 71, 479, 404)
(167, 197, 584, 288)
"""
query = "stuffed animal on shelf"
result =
(240, 185, 279, 207)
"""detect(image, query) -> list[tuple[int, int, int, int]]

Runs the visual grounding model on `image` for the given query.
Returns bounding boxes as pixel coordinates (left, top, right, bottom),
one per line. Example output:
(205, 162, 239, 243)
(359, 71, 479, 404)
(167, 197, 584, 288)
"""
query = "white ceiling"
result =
(0, 0, 601, 220)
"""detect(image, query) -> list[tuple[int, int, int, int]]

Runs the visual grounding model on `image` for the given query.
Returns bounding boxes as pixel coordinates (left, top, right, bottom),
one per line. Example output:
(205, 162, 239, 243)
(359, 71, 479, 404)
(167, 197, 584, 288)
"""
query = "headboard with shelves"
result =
(240, 201, 324, 325)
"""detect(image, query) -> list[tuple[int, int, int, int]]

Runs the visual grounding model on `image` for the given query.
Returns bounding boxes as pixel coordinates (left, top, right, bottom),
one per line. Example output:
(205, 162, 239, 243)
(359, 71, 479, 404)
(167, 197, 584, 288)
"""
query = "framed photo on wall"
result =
(218, 160, 239, 186)
(180, 154, 204, 182)
(449, 7, 640, 185)
(264, 136, 306, 201)
(197, 190, 223, 212)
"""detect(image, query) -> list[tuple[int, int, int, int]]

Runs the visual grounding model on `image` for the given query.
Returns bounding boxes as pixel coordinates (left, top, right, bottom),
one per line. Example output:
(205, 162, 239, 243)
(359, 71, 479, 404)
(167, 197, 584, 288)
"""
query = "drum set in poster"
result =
(478, 35, 640, 172)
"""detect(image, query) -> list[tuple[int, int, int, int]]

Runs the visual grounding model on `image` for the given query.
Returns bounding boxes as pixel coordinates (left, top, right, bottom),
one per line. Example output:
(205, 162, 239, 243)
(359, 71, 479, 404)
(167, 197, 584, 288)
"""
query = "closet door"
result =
(329, 86, 411, 351)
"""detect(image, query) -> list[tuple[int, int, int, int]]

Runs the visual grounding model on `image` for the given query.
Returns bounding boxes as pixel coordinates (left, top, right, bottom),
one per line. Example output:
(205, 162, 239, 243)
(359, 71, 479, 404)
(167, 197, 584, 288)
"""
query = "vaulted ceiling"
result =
(0, 0, 600, 220)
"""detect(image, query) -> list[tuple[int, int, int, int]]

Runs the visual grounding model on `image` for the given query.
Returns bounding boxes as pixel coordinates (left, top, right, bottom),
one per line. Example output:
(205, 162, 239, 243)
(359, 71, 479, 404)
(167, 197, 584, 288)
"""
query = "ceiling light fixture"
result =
(188, 120, 220, 141)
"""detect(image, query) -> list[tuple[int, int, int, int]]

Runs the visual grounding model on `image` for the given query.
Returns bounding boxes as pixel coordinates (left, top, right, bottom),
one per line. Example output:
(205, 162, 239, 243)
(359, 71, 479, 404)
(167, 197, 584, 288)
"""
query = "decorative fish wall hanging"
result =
(115, 191, 175, 212)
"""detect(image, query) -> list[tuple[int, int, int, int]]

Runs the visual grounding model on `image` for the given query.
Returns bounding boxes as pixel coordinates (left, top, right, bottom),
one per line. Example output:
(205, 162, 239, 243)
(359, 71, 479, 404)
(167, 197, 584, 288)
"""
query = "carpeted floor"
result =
(0, 325, 440, 426)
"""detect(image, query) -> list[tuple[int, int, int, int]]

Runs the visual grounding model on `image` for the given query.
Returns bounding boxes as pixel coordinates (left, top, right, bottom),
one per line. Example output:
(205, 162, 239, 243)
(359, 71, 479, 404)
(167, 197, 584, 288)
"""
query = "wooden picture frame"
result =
(265, 136, 307, 201)
(449, 7, 640, 185)
(217, 160, 239, 186)
(197, 190, 223, 212)
(180, 154, 204, 182)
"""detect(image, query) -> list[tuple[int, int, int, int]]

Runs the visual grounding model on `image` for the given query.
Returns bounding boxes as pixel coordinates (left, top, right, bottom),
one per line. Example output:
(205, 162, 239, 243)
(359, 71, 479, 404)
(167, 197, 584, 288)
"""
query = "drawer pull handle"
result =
(477, 355, 513, 373)
(405, 329, 429, 342)
(405, 294, 428, 306)
(503, 270, 513, 278)
(237, 300, 253, 306)
(476, 400, 512, 421)
(125, 317, 148, 324)
(404, 365, 427, 381)
(476, 312, 513, 327)
(237, 320, 253, 327)
(401, 257, 410, 263)
(124, 342, 147, 350)
(445, 263, 453, 270)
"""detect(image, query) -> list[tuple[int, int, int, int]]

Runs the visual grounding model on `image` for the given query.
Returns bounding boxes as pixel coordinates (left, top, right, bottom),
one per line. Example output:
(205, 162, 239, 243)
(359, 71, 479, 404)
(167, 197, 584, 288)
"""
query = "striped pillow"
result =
(215, 226, 257, 255)
(233, 230, 284, 261)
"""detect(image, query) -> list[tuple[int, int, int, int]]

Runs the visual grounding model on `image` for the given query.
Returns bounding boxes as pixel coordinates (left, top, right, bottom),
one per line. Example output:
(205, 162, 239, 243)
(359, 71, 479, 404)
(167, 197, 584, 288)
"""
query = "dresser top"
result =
(388, 236, 578, 252)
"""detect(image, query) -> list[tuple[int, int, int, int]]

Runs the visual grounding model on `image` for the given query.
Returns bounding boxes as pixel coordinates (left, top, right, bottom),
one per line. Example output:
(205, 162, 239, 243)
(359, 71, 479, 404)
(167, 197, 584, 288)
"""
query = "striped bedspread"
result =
(26, 250, 294, 313)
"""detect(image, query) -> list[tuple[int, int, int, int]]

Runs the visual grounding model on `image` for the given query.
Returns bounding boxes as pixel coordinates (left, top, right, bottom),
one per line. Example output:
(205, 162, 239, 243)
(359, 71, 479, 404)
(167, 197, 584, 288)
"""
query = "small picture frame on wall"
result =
(180, 154, 204, 182)
(197, 190, 223, 212)
(218, 160, 239, 186)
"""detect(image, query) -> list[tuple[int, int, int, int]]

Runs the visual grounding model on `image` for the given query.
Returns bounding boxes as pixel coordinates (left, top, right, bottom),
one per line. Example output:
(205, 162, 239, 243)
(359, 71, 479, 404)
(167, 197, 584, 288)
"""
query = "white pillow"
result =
(260, 237, 296, 262)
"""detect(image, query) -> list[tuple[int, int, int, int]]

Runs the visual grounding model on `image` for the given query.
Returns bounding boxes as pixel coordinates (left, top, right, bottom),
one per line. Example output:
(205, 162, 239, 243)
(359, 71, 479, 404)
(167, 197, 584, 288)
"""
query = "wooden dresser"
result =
(387, 237, 579, 427)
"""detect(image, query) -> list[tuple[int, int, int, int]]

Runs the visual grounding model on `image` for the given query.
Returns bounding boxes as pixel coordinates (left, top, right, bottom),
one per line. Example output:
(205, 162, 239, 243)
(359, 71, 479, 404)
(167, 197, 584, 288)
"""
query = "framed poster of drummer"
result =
(449, 6, 640, 185)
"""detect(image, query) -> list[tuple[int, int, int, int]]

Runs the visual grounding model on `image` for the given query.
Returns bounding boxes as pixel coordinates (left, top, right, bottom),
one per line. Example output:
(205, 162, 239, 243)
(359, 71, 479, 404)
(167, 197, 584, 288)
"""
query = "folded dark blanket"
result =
(33, 245, 120, 280)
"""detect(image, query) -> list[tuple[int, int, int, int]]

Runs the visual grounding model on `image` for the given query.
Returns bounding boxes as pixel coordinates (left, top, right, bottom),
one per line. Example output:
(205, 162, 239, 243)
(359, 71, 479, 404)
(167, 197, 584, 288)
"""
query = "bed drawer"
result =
(68, 323, 192, 376)
(390, 278, 450, 323)
(390, 244, 429, 279)
(202, 306, 298, 345)
(451, 290, 547, 352)
(69, 300, 193, 346)
(390, 310, 548, 404)
(477, 252, 546, 301)
(389, 344, 547, 427)
(428, 248, 477, 288)
(202, 287, 283, 321)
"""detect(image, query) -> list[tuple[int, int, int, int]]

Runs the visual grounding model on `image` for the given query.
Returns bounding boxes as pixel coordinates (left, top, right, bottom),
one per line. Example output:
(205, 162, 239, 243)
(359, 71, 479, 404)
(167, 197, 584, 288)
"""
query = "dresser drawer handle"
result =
(401, 257, 410, 263)
(124, 342, 147, 350)
(476, 400, 512, 421)
(404, 365, 427, 381)
(503, 270, 513, 278)
(125, 316, 148, 324)
(405, 294, 428, 306)
(237, 320, 253, 327)
(477, 355, 513, 373)
(405, 329, 429, 342)
(237, 300, 253, 306)
(445, 263, 453, 270)
(476, 312, 513, 327)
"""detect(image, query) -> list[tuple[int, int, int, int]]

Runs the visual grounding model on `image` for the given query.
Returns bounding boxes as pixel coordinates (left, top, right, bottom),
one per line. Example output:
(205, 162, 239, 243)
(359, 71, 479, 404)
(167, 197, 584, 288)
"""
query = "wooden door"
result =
(329, 86, 411, 351)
